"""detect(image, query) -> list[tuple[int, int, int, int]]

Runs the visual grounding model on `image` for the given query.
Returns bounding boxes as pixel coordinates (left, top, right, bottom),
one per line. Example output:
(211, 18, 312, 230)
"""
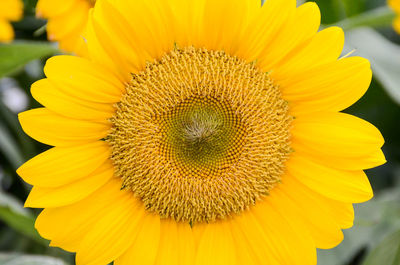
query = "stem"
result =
(331, 6, 396, 31)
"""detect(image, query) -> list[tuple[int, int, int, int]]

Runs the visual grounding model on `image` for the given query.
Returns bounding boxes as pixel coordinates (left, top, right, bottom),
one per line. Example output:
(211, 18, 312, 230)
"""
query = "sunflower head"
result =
(108, 46, 292, 223)
(17, 0, 386, 264)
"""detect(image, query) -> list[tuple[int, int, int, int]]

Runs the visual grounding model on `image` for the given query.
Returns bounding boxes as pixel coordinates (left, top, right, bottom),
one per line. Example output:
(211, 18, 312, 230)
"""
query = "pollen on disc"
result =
(107, 46, 293, 224)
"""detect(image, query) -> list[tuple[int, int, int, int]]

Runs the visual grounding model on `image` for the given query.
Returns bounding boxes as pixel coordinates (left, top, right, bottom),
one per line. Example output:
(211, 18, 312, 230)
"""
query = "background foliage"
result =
(0, 0, 399, 264)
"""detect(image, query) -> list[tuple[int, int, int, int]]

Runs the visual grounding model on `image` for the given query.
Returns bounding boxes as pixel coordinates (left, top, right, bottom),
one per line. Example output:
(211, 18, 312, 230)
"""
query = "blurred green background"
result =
(0, 0, 400, 264)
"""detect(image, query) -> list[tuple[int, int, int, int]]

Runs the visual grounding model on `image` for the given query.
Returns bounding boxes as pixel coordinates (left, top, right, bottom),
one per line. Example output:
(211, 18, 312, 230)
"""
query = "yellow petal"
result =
(18, 108, 110, 147)
(194, 221, 236, 265)
(36, 179, 130, 251)
(176, 222, 196, 265)
(46, 0, 89, 40)
(85, 10, 128, 82)
(239, 204, 317, 265)
(271, 27, 344, 81)
(44, 55, 124, 103)
(199, 0, 252, 53)
(287, 154, 373, 203)
(236, 0, 296, 62)
(322, 198, 355, 229)
(88, 0, 175, 81)
(229, 221, 259, 265)
(31, 79, 115, 121)
(282, 57, 372, 114)
(277, 176, 344, 249)
(291, 112, 386, 170)
(36, 0, 78, 18)
(154, 219, 179, 265)
(25, 161, 114, 208)
(152, 220, 195, 265)
(17, 141, 110, 187)
(76, 193, 144, 265)
(114, 213, 161, 265)
(258, 2, 321, 71)
(169, 0, 205, 47)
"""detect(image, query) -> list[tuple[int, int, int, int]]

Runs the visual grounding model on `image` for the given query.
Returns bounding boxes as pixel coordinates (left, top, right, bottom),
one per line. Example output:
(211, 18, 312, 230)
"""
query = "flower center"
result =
(108, 47, 292, 224)
(161, 96, 246, 178)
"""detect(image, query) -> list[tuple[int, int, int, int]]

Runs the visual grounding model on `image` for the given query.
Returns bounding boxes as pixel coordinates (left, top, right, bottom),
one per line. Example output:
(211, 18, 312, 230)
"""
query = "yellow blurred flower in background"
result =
(389, 0, 400, 33)
(0, 0, 23, 43)
(36, 0, 96, 55)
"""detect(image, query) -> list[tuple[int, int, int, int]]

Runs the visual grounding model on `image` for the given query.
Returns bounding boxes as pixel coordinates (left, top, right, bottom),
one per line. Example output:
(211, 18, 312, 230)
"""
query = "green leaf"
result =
(345, 27, 400, 105)
(0, 191, 48, 246)
(0, 253, 69, 265)
(363, 230, 400, 265)
(334, 6, 395, 31)
(0, 122, 24, 169)
(0, 42, 58, 78)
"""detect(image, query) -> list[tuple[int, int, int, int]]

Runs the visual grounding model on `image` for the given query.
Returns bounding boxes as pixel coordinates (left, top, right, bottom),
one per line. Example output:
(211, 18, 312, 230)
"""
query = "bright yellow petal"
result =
(36, 0, 78, 18)
(31, 79, 115, 121)
(25, 160, 113, 208)
(44, 55, 124, 103)
(114, 213, 161, 265)
(36, 179, 130, 251)
(291, 112, 386, 170)
(176, 222, 196, 265)
(287, 154, 373, 203)
(76, 194, 144, 265)
(152, 220, 196, 265)
(194, 221, 236, 265)
(229, 222, 259, 265)
(240, 204, 317, 265)
(236, 0, 296, 62)
(277, 176, 344, 249)
(258, 2, 321, 71)
(323, 199, 354, 229)
(199, 0, 253, 53)
(270, 27, 344, 81)
(18, 108, 110, 147)
(88, 0, 175, 81)
(281, 57, 372, 114)
(271, 174, 355, 230)
(46, 0, 89, 40)
(17, 141, 109, 187)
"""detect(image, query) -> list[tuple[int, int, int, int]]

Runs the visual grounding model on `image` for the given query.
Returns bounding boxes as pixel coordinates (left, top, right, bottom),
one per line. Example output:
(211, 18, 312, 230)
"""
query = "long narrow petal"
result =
(287, 154, 373, 202)
(194, 221, 236, 265)
(291, 112, 386, 170)
(281, 57, 372, 114)
(25, 161, 114, 208)
(31, 79, 115, 121)
(17, 141, 110, 187)
(114, 213, 161, 265)
(19, 108, 110, 147)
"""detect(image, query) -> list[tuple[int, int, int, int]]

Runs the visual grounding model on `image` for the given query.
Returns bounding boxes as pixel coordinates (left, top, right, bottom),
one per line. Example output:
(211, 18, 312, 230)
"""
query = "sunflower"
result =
(36, 0, 96, 55)
(389, 0, 400, 33)
(18, 0, 386, 264)
(0, 0, 23, 43)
